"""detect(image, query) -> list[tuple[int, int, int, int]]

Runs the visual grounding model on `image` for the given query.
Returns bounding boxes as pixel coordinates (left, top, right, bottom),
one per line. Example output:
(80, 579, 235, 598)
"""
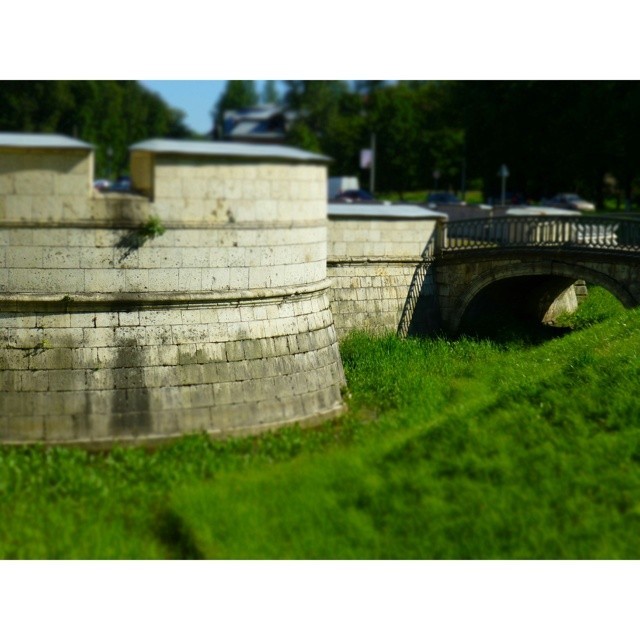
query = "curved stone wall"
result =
(0, 136, 344, 446)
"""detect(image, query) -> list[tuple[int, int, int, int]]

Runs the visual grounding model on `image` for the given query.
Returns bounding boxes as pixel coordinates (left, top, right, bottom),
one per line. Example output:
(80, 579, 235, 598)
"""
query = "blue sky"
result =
(140, 81, 286, 136)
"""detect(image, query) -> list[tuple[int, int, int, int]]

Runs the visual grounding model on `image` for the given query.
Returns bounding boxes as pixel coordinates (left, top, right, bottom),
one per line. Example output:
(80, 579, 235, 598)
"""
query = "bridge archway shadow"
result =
(457, 275, 582, 345)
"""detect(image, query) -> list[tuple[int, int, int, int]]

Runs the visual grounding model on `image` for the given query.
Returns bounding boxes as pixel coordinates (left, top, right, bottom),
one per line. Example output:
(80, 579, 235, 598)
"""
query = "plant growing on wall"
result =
(139, 216, 166, 240)
(116, 216, 166, 261)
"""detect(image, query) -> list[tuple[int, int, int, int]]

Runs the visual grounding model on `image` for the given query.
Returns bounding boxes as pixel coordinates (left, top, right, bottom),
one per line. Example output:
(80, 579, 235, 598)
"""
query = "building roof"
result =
(130, 139, 330, 163)
(221, 105, 297, 142)
(328, 204, 448, 220)
(0, 132, 93, 150)
(229, 121, 283, 139)
(224, 106, 285, 122)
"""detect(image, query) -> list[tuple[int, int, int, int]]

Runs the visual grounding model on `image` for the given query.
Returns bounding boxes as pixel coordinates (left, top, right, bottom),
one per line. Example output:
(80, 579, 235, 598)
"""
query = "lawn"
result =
(1, 287, 639, 559)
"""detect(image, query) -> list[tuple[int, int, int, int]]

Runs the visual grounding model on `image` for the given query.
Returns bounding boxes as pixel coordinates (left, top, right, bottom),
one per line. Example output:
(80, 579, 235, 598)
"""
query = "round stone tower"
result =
(0, 134, 345, 446)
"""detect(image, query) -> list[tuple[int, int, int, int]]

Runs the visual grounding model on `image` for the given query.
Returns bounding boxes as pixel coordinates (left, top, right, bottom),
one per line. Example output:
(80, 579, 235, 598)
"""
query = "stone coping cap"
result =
(328, 203, 448, 220)
(0, 132, 93, 150)
(130, 138, 331, 163)
(505, 206, 581, 217)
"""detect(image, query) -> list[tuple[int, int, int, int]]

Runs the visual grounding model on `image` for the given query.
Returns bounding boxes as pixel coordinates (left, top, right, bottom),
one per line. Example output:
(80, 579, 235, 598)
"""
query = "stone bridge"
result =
(433, 215, 640, 333)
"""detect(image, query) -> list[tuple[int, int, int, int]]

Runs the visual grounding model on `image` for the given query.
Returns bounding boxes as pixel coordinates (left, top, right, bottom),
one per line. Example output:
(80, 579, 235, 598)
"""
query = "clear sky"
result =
(139, 81, 286, 136)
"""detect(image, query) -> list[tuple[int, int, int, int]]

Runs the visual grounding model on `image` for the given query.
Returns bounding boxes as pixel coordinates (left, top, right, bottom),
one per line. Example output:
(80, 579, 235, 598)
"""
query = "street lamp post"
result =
(107, 146, 114, 180)
(498, 164, 510, 205)
(369, 132, 376, 194)
(433, 169, 441, 192)
(460, 157, 466, 200)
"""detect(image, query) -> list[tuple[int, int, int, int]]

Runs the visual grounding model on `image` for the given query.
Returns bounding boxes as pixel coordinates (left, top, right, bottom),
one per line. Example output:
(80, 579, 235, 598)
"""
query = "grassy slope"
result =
(1, 288, 639, 559)
(171, 309, 640, 559)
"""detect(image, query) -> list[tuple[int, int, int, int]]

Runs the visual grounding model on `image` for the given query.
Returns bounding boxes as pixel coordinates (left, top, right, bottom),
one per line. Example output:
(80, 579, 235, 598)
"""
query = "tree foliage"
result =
(451, 80, 640, 206)
(367, 83, 464, 196)
(0, 81, 192, 177)
(4, 80, 640, 204)
(277, 80, 640, 205)
(282, 81, 464, 197)
(261, 80, 280, 105)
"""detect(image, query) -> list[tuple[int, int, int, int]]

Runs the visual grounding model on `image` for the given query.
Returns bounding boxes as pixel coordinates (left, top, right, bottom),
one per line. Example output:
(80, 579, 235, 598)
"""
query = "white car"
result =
(541, 193, 596, 212)
(93, 178, 111, 192)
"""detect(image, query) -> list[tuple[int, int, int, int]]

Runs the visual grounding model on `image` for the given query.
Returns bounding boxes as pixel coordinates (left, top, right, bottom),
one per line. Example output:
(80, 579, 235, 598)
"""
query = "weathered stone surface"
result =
(327, 216, 441, 337)
(0, 138, 344, 446)
(436, 251, 640, 333)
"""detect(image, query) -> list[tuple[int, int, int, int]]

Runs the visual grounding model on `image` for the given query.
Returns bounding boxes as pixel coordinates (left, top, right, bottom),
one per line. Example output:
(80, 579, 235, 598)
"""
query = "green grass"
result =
(376, 190, 483, 205)
(556, 284, 626, 330)
(1, 288, 639, 558)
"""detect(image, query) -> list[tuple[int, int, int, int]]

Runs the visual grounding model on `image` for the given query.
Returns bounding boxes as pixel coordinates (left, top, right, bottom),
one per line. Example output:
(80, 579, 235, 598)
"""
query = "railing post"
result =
(440, 214, 640, 254)
(435, 219, 447, 253)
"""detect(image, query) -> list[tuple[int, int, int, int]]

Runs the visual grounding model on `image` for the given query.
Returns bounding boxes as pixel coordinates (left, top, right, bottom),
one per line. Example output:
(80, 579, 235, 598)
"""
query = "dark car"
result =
(331, 189, 378, 203)
(105, 177, 133, 193)
(426, 192, 466, 207)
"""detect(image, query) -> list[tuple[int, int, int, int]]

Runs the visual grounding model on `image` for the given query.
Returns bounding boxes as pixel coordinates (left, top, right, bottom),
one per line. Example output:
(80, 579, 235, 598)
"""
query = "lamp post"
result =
(359, 102, 376, 195)
(498, 164, 510, 205)
(369, 132, 376, 194)
(433, 169, 441, 192)
(460, 136, 467, 199)
(360, 133, 376, 194)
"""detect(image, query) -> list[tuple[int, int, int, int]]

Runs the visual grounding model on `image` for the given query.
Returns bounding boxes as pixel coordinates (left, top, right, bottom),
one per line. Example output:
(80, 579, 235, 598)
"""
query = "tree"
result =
(280, 81, 467, 195)
(449, 81, 636, 206)
(354, 80, 385, 95)
(0, 80, 193, 177)
(283, 81, 366, 175)
(365, 83, 464, 197)
(211, 81, 258, 138)
(261, 80, 280, 105)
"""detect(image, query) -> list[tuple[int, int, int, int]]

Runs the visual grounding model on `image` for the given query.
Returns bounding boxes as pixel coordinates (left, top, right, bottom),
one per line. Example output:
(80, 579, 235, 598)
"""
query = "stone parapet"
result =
(0, 136, 93, 223)
(0, 222, 327, 294)
(327, 205, 445, 337)
(0, 136, 344, 446)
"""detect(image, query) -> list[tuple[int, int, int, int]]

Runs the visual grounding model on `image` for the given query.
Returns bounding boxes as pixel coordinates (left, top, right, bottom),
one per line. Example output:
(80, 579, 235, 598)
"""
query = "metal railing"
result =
(437, 215, 640, 254)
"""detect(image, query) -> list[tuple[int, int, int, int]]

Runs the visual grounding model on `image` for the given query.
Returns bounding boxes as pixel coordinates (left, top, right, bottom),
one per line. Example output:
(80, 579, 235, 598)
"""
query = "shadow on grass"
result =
(457, 314, 572, 347)
(155, 510, 204, 560)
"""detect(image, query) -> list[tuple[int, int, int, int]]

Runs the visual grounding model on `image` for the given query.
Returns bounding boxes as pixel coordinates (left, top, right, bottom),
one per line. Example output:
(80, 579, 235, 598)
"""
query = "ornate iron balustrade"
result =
(437, 215, 640, 254)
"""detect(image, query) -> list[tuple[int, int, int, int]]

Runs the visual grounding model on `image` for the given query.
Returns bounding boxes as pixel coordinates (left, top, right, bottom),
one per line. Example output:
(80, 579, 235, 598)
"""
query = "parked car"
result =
(426, 192, 466, 207)
(107, 177, 133, 193)
(328, 176, 359, 200)
(541, 193, 595, 212)
(331, 189, 378, 203)
(93, 178, 111, 192)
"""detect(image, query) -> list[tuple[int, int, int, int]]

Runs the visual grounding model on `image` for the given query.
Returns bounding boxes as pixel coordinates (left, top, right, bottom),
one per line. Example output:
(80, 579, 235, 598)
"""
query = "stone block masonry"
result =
(0, 135, 345, 446)
(0, 288, 343, 444)
(327, 205, 446, 337)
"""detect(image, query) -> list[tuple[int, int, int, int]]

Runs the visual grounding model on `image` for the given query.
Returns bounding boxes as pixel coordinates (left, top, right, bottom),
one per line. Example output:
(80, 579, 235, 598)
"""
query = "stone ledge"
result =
(0, 279, 333, 311)
(0, 218, 327, 231)
(328, 257, 435, 265)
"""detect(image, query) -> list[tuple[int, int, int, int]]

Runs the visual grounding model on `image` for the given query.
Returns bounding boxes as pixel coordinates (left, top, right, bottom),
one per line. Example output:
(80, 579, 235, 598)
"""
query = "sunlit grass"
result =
(172, 309, 640, 559)
(556, 284, 626, 329)
(1, 288, 639, 558)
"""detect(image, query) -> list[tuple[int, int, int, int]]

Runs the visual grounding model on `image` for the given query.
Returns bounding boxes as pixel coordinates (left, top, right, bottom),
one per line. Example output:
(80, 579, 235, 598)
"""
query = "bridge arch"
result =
(446, 259, 637, 334)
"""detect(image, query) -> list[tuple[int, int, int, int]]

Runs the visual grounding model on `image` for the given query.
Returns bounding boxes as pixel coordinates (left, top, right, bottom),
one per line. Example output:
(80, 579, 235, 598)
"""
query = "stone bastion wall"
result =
(327, 204, 447, 337)
(0, 134, 345, 446)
